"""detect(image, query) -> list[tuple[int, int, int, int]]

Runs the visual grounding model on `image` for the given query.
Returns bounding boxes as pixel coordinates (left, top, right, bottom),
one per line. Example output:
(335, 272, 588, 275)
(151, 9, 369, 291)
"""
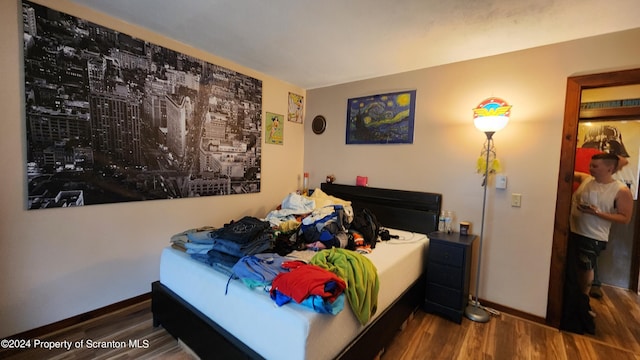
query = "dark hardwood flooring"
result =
(586, 285, 640, 353)
(0, 301, 195, 360)
(1, 285, 638, 360)
(383, 285, 640, 360)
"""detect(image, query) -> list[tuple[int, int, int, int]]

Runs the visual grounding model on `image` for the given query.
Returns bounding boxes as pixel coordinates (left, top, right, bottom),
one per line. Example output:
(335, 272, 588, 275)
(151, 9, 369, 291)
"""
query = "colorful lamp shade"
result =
(473, 97, 511, 133)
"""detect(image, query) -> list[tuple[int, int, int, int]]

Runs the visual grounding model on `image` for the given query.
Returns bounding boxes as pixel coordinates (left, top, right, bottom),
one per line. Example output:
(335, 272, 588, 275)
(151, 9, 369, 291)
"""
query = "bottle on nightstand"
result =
(438, 211, 446, 232)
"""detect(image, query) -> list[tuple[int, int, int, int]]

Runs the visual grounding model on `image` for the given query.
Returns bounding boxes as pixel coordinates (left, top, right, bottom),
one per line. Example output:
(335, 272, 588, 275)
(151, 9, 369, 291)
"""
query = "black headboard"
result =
(320, 183, 442, 234)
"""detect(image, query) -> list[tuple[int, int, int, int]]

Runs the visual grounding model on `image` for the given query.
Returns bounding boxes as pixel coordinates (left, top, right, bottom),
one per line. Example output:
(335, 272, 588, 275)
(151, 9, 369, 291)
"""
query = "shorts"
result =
(570, 232, 607, 270)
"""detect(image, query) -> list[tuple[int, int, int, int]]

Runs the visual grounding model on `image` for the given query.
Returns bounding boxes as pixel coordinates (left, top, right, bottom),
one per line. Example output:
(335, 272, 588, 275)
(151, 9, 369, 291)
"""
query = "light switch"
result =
(511, 193, 522, 207)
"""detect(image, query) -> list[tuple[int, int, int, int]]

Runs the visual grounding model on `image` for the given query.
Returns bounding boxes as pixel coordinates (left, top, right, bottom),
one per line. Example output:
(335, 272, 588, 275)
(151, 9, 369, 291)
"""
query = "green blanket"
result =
(311, 248, 379, 325)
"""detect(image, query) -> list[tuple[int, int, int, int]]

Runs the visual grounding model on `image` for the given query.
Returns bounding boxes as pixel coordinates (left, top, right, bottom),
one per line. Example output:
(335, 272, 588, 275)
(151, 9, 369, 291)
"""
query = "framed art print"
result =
(288, 92, 304, 123)
(576, 120, 640, 199)
(346, 90, 416, 144)
(22, 0, 263, 209)
(265, 112, 284, 145)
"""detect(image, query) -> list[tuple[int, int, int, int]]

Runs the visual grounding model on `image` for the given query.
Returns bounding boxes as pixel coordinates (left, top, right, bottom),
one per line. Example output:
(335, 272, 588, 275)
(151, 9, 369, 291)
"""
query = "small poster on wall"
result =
(265, 112, 284, 145)
(576, 120, 640, 199)
(288, 92, 304, 123)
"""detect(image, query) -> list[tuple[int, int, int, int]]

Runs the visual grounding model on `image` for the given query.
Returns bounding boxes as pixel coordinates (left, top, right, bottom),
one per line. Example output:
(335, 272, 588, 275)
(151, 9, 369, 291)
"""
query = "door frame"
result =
(546, 68, 640, 328)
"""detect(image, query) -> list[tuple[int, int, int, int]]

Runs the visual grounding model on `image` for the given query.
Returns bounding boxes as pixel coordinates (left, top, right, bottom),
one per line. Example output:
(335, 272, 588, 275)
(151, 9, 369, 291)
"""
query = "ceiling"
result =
(70, 0, 640, 89)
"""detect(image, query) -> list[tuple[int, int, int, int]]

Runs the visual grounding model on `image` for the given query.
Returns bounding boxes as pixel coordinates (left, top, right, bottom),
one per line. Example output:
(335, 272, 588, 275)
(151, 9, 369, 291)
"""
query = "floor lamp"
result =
(465, 97, 511, 323)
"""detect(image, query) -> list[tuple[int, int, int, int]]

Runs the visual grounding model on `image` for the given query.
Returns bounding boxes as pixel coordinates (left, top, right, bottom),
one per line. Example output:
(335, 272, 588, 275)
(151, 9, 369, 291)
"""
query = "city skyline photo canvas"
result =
(22, 1, 263, 210)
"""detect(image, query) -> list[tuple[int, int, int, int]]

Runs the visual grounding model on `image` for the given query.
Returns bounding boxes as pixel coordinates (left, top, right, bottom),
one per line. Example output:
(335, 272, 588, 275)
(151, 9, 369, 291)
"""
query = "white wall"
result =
(304, 28, 640, 318)
(0, 0, 305, 338)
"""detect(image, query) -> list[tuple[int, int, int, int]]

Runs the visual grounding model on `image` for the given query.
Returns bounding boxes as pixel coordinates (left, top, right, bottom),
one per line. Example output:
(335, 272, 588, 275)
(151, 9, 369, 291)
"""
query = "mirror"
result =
(548, 68, 640, 331)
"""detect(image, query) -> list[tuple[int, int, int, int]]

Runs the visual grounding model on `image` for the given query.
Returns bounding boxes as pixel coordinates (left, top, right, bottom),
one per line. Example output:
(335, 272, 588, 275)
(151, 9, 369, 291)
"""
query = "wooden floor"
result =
(1, 285, 638, 360)
(383, 285, 640, 360)
(0, 301, 196, 360)
(587, 285, 640, 353)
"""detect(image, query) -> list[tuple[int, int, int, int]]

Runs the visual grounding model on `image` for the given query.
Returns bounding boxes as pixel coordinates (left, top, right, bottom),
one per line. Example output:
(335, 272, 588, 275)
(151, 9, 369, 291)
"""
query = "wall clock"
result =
(312, 115, 326, 134)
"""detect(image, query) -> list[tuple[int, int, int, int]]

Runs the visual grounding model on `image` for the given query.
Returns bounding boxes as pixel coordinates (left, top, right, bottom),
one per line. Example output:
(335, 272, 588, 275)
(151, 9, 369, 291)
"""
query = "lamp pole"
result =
(467, 97, 511, 323)
(464, 131, 493, 323)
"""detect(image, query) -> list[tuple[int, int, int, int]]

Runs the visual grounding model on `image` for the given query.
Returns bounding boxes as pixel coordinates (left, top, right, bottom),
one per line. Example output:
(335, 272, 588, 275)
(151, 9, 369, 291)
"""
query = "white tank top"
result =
(570, 177, 624, 241)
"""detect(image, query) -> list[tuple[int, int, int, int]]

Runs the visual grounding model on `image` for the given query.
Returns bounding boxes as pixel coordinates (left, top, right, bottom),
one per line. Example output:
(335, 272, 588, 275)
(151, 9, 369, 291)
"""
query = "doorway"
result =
(547, 68, 640, 329)
(575, 119, 640, 289)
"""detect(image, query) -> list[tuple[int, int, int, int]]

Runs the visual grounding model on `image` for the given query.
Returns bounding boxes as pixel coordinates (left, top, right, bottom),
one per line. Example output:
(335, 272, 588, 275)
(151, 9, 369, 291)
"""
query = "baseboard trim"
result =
(478, 297, 547, 325)
(4, 292, 151, 340)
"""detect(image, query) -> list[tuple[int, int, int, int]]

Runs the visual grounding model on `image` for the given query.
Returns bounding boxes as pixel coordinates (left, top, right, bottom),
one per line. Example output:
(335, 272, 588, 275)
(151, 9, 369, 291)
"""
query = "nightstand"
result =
(424, 231, 477, 324)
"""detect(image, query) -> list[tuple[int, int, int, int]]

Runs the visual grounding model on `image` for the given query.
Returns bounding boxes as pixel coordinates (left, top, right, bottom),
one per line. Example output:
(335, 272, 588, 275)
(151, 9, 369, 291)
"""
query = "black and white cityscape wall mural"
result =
(22, 1, 263, 210)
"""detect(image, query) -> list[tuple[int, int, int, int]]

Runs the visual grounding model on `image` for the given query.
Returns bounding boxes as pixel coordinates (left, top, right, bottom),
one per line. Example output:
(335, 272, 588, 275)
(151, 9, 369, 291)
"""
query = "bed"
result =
(152, 183, 442, 359)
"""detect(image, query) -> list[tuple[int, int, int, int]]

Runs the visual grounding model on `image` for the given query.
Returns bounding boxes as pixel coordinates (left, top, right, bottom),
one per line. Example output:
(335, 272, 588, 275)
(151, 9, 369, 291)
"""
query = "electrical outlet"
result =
(511, 193, 522, 207)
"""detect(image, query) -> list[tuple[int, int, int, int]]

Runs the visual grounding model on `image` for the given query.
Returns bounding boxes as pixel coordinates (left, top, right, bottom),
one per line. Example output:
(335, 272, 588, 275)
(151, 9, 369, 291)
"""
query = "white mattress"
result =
(159, 229, 428, 360)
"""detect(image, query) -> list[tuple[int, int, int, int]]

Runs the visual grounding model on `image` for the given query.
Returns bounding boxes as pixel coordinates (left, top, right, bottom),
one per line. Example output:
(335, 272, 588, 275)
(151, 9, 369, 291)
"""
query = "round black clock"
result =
(312, 115, 326, 134)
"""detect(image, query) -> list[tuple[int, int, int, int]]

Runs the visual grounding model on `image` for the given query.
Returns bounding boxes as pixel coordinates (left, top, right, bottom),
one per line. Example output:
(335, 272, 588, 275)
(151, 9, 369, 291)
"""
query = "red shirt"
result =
(271, 262, 346, 303)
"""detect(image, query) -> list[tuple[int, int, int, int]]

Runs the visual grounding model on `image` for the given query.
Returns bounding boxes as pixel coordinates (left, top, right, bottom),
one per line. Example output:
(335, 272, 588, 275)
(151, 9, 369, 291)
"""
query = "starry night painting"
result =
(346, 90, 416, 144)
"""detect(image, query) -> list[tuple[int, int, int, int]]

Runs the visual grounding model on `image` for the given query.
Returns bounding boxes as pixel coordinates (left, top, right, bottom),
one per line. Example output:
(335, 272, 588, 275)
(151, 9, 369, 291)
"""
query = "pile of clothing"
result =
(267, 190, 359, 253)
(270, 261, 347, 315)
(227, 252, 347, 316)
(229, 247, 378, 322)
(167, 189, 382, 323)
(180, 216, 274, 276)
(169, 225, 217, 251)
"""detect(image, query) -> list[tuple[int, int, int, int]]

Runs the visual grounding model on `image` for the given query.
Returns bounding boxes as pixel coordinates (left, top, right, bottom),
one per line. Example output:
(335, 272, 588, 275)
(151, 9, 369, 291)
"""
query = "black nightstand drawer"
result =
(427, 262, 463, 288)
(429, 241, 464, 267)
(424, 300, 464, 324)
(426, 283, 463, 309)
(424, 232, 476, 324)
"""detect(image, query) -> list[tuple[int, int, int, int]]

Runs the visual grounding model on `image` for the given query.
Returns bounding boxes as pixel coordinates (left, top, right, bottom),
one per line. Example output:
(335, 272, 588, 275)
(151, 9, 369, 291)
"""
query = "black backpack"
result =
(350, 208, 380, 248)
